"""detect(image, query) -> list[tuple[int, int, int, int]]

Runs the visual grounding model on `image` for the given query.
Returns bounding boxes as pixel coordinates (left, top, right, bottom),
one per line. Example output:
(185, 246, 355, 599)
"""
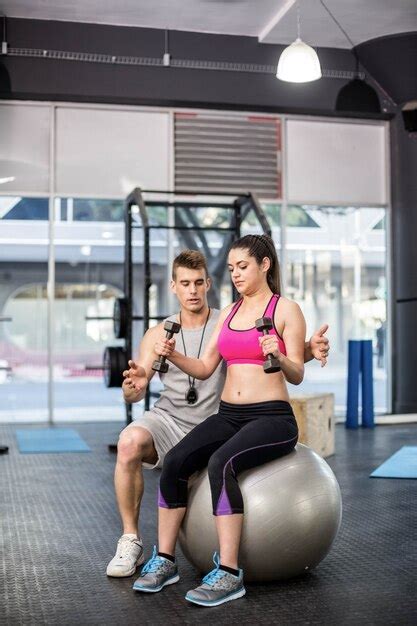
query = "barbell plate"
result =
(103, 346, 127, 388)
(114, 297, 128, 339)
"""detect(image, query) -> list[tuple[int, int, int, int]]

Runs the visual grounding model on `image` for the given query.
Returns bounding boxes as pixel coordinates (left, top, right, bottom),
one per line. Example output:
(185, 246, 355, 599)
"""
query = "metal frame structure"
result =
(122, 187, 272, 425)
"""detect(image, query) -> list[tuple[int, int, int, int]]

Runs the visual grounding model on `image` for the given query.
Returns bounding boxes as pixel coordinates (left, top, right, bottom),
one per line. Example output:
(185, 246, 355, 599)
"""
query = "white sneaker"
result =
(106, 534, 145, 577)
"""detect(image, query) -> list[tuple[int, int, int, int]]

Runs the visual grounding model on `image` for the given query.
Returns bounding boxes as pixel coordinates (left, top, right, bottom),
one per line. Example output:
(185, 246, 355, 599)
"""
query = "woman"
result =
(133, 234, 306, 606)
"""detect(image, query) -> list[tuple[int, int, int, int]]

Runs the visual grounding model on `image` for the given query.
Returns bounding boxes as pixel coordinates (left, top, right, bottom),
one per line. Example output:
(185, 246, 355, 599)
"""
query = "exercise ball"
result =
(179, 444, 342, 582)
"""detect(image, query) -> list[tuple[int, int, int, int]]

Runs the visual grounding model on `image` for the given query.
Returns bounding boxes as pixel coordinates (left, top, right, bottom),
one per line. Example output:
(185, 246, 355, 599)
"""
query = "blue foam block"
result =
(370, 446, 417, 479)
(16, 428, 91, 453)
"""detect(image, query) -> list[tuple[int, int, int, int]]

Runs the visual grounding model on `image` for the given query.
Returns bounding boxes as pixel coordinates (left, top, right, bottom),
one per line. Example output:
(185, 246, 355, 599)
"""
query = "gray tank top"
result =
(153, 309, 226, 431)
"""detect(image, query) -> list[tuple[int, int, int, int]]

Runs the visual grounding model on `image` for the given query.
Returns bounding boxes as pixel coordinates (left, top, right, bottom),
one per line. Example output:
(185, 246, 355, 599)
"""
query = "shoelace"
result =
(142, 546, 166, 574)
(202, 552, 227, 586)
(116, 536, 140, 560)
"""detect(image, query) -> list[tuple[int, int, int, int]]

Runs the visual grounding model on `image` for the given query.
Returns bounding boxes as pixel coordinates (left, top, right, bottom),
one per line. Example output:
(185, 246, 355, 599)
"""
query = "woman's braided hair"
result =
(230, 234, 281, 294)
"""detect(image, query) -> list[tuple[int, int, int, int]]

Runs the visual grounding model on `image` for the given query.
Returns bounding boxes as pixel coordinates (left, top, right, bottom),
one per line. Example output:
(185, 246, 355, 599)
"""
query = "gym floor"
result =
(1, 422, 416, 625)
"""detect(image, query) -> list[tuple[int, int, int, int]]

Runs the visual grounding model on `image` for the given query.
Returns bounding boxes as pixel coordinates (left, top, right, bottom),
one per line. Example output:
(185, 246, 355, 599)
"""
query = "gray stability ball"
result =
(179, 443, 342, 582)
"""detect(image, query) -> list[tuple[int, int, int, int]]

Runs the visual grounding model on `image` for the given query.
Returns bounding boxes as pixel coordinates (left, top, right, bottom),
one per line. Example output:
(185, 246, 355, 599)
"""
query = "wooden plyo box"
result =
(289, 393, 335, 458)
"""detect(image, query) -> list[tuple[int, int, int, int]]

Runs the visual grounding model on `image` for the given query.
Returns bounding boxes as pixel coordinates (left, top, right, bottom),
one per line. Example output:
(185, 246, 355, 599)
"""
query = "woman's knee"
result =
(160, 447, 183, 483)
(117, 427, 153, 464)
(207, 450, 227, 482)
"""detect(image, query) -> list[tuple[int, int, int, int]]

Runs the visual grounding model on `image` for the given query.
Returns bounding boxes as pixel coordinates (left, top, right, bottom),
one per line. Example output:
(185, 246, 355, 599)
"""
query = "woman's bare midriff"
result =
(220, 364, 290, 404)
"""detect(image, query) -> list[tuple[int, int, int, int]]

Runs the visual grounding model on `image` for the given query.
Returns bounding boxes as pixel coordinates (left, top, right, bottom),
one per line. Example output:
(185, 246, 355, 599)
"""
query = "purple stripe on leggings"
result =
(215, 434, 298, 516)
(216, 485, 233, 515)
(158, 487, 169, 509)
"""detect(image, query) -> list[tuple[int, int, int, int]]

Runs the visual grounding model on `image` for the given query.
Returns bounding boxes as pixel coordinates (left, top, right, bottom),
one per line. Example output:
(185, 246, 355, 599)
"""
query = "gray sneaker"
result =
(132, 546, 179, 593)
(185, 552, 246, 607)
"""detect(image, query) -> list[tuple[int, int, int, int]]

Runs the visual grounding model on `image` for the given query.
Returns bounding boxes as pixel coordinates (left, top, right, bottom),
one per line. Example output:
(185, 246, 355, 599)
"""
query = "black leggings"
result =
(158, 400, 298, 516)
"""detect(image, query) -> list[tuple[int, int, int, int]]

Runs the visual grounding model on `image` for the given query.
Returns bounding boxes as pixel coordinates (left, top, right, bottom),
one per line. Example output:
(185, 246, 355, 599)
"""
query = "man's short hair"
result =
(172, 249, 209, 280)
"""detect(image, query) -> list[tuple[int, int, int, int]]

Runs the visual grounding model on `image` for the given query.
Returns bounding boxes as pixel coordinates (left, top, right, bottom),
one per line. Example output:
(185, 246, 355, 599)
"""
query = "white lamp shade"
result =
(276, 38, 322, 83)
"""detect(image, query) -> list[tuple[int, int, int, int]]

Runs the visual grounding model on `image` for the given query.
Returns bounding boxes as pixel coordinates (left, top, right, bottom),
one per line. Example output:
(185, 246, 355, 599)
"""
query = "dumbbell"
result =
(255, 317, 281, 374)
(152, 320, 181, 373)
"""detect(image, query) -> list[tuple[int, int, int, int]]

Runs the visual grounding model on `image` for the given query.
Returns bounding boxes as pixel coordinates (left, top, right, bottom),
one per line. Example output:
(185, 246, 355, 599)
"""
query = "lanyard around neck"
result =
(178, 308, 211, 389)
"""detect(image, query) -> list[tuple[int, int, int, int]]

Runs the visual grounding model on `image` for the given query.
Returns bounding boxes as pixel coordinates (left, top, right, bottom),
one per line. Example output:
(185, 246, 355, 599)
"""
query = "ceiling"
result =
(0, 0, 416, 49)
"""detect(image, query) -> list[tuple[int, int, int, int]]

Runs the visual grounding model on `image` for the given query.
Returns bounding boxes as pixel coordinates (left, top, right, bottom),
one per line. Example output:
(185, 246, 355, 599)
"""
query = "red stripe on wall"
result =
(175, 112, 198, 119)
(247, 116, 278, 123)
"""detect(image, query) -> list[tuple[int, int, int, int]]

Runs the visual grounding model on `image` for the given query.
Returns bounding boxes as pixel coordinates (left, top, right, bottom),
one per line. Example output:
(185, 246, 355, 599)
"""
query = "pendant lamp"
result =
(276, 2, 322, 83)
(335, 77, 381, 113)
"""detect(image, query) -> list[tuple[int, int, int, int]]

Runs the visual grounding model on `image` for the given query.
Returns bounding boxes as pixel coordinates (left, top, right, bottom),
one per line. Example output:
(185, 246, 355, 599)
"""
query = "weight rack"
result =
(101, 187, 272, 427)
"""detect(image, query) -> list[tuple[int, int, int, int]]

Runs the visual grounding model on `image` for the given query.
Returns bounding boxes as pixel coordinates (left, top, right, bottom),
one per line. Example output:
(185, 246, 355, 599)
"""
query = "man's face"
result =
(171, 267, 211, 313)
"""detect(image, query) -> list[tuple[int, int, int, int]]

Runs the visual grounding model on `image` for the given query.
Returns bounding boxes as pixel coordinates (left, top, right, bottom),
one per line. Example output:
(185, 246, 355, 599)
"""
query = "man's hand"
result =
(310, 325, 330, 367)
(122, 360, 148, 394)
(154, 337, 176, 360)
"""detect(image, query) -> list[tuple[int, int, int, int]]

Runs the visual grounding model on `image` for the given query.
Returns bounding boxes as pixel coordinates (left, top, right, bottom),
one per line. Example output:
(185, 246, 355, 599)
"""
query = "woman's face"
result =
(227, 247, 269, 295)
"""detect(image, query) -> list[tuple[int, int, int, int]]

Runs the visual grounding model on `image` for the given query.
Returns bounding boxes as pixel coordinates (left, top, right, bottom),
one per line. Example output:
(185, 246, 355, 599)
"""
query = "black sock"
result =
(219, 564, 239, 577)
(158, 551, 175, 563)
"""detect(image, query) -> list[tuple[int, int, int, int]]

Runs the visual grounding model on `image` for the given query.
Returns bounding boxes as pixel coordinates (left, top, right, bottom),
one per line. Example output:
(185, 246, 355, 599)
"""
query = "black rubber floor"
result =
(1, 422, 416, 625)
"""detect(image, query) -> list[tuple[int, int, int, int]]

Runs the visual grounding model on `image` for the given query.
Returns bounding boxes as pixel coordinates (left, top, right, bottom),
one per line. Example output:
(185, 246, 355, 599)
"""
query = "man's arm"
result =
(304, 324, 330, 367)
(122, 324, 163, 403)
(304, 341, 312, 363)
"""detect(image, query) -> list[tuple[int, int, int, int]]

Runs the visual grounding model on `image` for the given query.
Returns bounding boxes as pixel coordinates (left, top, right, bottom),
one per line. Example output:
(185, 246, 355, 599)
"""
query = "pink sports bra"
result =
(217, 294, 286, 367)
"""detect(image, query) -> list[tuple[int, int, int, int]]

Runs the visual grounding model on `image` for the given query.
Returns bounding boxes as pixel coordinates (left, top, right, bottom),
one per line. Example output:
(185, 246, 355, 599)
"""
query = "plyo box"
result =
(289, 393, 335, 458)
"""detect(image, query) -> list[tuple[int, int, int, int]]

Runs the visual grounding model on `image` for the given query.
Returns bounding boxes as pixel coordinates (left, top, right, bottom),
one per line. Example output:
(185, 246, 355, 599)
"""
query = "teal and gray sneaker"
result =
(132, 546, 179, 593)
(185, 552, 246, 607)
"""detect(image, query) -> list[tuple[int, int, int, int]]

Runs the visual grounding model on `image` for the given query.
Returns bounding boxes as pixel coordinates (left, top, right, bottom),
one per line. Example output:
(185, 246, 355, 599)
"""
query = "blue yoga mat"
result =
(370, 446, 417, 479)
(16, 428, 91, 454)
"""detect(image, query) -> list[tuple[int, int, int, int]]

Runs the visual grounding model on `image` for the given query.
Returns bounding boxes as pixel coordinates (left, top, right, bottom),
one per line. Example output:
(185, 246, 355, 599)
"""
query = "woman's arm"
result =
(278, 300, 306, 384)
(259, 299, 306, 385)
(154, 306, 232, 380)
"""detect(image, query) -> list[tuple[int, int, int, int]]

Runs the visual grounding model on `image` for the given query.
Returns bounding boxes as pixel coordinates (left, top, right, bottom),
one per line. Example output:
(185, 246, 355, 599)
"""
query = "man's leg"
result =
(115, 425, 157, 536)
(107, 424, 157, 577)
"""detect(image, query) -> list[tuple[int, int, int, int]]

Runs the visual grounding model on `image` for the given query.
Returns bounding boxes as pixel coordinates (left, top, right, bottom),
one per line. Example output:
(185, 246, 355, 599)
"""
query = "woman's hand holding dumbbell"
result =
(258, 334, 281, 360)
(255, 317, 281, 373)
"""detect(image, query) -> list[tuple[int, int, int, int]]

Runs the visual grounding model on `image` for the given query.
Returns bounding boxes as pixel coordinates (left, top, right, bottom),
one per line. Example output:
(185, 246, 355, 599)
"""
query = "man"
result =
(106, 249, 329, 577)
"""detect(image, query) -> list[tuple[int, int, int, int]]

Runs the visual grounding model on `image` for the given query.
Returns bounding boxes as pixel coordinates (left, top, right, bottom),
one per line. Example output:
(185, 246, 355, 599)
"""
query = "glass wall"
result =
(284, 205, 387, 414)
(0, 197, 49, 422)
(52, 198, 125, 420)
(0, 102, 390, 422)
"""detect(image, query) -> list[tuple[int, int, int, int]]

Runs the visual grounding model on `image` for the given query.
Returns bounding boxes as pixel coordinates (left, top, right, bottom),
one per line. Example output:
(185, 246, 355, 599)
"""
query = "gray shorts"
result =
(125, 409, 190, 470)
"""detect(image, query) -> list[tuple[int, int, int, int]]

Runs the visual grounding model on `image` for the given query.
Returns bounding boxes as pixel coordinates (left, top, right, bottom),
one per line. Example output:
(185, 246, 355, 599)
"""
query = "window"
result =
(0, 197, 49, 220)
(285, 205, 388, 414)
